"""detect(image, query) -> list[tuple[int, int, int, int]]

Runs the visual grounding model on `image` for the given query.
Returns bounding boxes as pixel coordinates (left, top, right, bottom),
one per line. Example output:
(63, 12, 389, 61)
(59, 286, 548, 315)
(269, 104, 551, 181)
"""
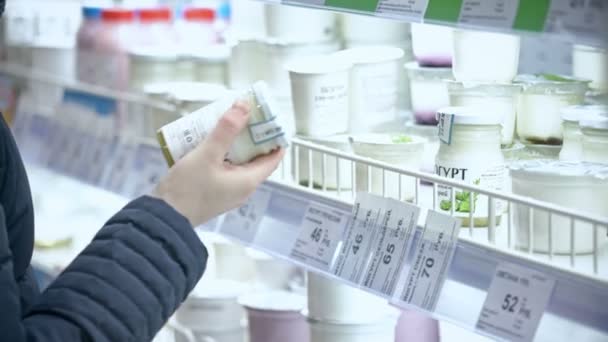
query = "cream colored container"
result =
(188, 45, 230, 85)
(129, 47, 178, 91)
(308, 316, 398, 342)
(511, 160, 608, 254)
(558, 105, 605, 161)
(307, 272, 391, 323)
(341, 13, 410, 45)
(175, 280, 248, 332)
(573, 45, 608, 92)
(265, 4, 337, 43)
(447, 81, 521, 146)
(287, 55, 351, 136)
(435, 107, 506, 227)
(213, 239, 256, 282)
(229, 38, 265, 90)
(351, 133, 425, 202)
(264, 39, 341, 98)
(515, 74, 589, 145)
(157, 81, 288, 166)
(405, 62, 452, 125)
(333, 46, 405, 133)
(297, 135, 353, 190)
(411, 23, 453, 67)
(580, 113, 608, 164)
(168, 82, 229, 114)
(452, 30, 520, 83)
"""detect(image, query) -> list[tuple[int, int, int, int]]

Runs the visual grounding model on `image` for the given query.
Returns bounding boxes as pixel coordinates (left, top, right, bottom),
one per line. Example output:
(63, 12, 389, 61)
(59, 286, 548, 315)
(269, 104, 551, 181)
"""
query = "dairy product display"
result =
(351, 133, 425, 202)
(435, 107, 506, 227)
(157, 81, 288, 166)
(265, 4, 337, 43)
(558, 105, 608, 161)
(167, 82, 229, 114)
(76, 6, 104, 85)
(333, 46, 404, 133)
(229, 38, 266, 90)
(308, 316, 399, 342)
(411, 23, 453, 67)
(511, 160, 608, 254)
(128, 47, 177, 91)
(297, 135, 353, 189)
(97, 8, 136, 90)
(136, 7, 174, 46)
(307, 272, 392, 323)
(447, 81, 521, 146)
(405, 62, 452, 125)
(188, 45, 230, 85)
(452, 30, 520, 83)
(580, 113, 608, 164)
(573, 45, 608, 92)
(341, 13, 410, 46)
(515, 74, 590, 145)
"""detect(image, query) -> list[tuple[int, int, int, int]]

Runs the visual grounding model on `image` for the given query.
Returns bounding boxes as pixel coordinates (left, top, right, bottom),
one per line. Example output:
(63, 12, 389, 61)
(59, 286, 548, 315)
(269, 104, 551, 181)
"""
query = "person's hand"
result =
(153, 100, 285, 227)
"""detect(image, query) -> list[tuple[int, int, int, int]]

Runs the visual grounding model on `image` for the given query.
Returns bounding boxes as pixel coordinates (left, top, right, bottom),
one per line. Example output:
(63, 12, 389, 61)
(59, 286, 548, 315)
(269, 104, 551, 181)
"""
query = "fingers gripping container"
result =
(157, 81, 289, 166)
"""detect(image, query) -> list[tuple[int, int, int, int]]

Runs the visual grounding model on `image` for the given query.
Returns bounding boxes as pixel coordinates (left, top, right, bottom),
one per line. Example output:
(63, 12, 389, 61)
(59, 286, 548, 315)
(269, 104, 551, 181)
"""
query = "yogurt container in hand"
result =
(157, 81, 289, 166)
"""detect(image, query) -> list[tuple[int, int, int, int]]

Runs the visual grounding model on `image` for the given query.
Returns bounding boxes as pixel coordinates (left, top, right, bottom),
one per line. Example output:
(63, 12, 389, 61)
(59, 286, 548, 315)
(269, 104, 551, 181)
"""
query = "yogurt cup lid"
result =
(561, 105, 608, 123)
(436, 106, 504, 125)
(446, 80, 522, 96)
(514, 74, 590, 94)
(333, 46, 405, 64)
(238, 291, 306, 311)
(580, 114, 608, 130)
(510, 160, 608, 181)
(286, 55, 352, 74)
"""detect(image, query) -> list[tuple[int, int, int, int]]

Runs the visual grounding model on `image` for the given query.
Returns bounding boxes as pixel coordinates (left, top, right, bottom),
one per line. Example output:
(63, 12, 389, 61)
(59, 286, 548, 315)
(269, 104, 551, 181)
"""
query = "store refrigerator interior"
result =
(0, 0, 607, 341)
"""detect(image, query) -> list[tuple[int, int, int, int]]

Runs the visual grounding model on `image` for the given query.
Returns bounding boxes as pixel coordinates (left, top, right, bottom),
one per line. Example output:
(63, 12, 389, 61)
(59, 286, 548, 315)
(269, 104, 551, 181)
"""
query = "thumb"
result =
(201, 100, 251, 163)
(237, 148, 285, 184)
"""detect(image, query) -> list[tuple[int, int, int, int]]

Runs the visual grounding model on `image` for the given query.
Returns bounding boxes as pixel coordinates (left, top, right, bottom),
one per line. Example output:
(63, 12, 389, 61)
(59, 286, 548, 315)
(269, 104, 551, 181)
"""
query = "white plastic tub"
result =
(307, 272, 392, 323)
(341, 14, 410, 44)
(351, 133, 425, 202)
(447, 81, 522, 146)
(265, 4, 337, 43)
(332, 46, 405, 133)
(297, 135, 353, 190)
(580, 113, 608, 164)
(287, 55, 351, 136)
(411, 23, 452, 67)
(573, 45, 608, 92)
(452, 30, 520, 83)
(128, 47, 178, 91)
(511, 160, 608, 254)
(308, 316, 398, 342)
(405, 62, 452, 125)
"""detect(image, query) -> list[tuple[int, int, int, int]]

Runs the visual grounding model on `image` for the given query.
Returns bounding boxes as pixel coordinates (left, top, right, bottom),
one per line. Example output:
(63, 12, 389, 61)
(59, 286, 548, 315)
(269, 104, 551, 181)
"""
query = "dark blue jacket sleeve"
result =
(1, 196, 208, 342)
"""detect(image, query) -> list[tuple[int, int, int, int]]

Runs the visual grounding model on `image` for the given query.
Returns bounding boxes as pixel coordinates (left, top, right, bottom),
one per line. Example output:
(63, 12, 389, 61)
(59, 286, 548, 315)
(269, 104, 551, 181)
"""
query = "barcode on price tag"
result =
(397, 210, 460, 311)
(476, 263, 556, 342)
(290, 203, 348, 271)
(361, 198, 420, 296)
(220, 186, 273, 244)
(332, 192, 383, 283)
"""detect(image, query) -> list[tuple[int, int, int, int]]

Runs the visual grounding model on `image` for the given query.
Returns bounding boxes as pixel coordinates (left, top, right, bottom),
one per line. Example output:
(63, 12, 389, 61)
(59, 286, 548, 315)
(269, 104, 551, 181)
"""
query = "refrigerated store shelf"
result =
(265, 0, 608, 48)
(3, 61, 608, 341)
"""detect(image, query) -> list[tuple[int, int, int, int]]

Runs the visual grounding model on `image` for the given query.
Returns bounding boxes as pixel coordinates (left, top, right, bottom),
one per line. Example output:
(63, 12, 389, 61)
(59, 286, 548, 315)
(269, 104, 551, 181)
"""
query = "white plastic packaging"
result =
(511, 160, 608, 254)
(580, 113, 608, 164)
(297, 135, 353, 190)
(411, 23, 452, 67)
(405, 62, 452, 125)
(332, 46, 405, 133)
(287, 55, 351, 137)
(307, 272, 392, 323)
(452, 30, 520, 83)
(341, 13, 410, 45)
(128, 47, 177, 91)
(229, 38, 266, 90)
(515, 74, 589, 145)
(557, 105, 607, 161)
(167, 82, 229, 114)
(435, 107, 506, 227)
(265, 4, 337, 43)
(308, 316, 398, 342)
(447, 81, 521, 146)
(573, 45, 608, 92)
(351, 133, 426, 202)
(157, 81, 288, 166)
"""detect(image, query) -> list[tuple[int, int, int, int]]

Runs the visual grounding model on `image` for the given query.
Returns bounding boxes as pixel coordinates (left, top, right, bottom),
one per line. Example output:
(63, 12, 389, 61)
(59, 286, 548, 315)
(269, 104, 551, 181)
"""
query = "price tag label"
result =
(544, 0, 607, 41)
(458, 0, 520, 28)
(290, 203, 348, 271)
(220, 186, 273, 244)
(376, 0, 429, 20)
(437, 112, 454, 145)
(362, 198, 420, 296)
(397, 210, 460, 311)
(332, 192, 383, 283)
(476, 263, 556, 342)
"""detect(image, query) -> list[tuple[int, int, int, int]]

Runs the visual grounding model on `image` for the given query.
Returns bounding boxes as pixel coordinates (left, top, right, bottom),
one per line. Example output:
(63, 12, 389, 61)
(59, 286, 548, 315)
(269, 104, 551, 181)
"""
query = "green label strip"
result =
(325, 0, 379, 12)
(513, 0, 551, 32)
(424, 0, 463, 22)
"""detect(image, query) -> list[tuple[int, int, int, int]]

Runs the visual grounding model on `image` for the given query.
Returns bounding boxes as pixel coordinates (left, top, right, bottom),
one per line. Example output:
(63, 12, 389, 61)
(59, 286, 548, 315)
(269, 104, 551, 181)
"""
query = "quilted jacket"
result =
(0, 116, 208, 341)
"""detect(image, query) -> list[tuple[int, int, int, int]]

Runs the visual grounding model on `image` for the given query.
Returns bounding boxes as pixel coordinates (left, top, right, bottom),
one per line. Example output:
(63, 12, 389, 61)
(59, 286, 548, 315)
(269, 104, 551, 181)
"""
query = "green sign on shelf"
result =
(325, 0, 379, 12)
(513, 0, 551, 32)
(424, 0, 463, 22)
